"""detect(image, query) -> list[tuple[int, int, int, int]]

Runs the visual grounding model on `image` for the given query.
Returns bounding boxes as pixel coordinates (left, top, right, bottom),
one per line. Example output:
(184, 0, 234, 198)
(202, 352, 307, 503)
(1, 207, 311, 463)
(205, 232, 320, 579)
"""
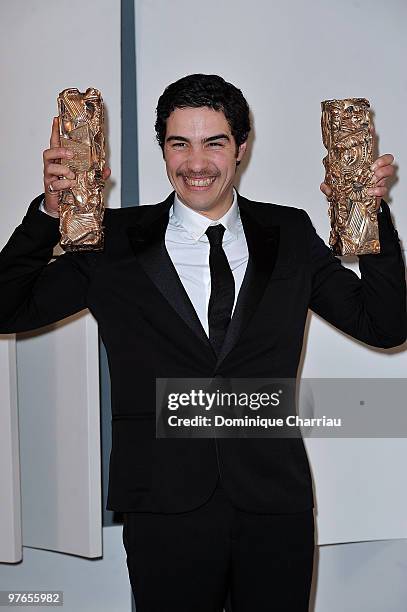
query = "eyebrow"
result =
(165, 133, 231, 144)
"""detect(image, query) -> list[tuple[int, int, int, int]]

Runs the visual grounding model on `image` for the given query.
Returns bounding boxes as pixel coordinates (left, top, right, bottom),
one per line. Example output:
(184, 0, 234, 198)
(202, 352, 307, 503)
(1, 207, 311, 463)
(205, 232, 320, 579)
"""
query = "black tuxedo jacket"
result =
(0, 192, 405, 513)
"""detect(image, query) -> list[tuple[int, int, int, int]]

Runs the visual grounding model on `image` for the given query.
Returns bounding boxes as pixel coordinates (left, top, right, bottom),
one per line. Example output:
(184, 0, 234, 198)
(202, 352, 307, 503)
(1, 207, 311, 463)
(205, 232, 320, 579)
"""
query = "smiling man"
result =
(0, 74, 405, 612)
(162, 105, 247, 217)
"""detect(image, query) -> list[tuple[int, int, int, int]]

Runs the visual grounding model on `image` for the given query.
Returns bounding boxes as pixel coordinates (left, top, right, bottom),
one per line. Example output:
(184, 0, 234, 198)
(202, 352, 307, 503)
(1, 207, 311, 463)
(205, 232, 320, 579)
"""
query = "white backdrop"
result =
(0, 0, 121, 564)
(135, 0, 407, 545)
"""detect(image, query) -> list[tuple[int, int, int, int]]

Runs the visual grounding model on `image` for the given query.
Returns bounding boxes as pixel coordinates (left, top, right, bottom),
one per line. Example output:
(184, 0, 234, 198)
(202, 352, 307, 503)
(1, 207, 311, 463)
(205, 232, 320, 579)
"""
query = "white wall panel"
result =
(0, 0, 121, 563)
(0, 339, 21, 563)
(17, 314, 103, 557)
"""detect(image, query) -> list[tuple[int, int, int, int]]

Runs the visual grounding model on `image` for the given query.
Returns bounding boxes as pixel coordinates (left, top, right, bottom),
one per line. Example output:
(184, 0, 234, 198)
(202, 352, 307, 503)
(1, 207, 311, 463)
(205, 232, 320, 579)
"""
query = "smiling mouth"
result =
(183, 176, 216, 188)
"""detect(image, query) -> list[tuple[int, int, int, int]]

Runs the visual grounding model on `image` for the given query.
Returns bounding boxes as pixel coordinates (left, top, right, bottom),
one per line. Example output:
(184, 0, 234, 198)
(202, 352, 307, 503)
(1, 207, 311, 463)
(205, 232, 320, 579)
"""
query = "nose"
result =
(186, 147, 208, 174)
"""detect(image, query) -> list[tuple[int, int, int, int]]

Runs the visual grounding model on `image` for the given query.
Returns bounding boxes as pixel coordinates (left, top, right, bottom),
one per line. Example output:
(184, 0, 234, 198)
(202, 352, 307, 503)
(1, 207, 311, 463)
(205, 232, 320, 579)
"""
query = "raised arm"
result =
(0, 118, 110, 333)
(303, 199, 406, 348)
(0, 194, 100, 333)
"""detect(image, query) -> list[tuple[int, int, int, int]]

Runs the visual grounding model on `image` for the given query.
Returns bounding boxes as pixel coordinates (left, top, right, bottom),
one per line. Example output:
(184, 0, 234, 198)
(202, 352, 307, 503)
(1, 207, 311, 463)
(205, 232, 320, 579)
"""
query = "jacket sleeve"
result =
(302, 200, 407, 348)
(0, 194, 99, 333)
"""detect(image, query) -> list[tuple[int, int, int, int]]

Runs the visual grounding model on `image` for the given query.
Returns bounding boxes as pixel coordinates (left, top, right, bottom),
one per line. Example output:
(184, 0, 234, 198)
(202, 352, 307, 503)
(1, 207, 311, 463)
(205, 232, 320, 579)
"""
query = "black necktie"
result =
(206, 224, 235, 355)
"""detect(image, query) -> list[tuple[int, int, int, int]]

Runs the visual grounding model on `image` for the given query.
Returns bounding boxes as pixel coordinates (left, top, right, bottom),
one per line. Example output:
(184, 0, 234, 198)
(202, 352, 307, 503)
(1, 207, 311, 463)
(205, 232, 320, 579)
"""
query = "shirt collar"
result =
(170, 189, 239, 241)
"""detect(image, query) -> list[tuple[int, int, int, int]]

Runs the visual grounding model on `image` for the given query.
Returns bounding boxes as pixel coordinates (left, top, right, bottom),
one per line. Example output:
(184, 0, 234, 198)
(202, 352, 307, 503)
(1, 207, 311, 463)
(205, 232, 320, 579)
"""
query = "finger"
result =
(47, 178, 76, 192)
(45, 163, 75, 180)
(43, 147, 74, 163)
(372, 164, 394, 183)
(320, 182, 333, 197)
(368, 186, 388, 197)
(375, 177, 387, 188)
(45, 182, 60, 197)
(371, 153, 394, 170)
(50, 117, 61, 149)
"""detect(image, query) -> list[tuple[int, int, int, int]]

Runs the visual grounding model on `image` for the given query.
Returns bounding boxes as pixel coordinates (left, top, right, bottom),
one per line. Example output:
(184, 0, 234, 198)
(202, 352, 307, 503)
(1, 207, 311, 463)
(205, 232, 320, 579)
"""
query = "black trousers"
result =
(122, 478, 315, 612)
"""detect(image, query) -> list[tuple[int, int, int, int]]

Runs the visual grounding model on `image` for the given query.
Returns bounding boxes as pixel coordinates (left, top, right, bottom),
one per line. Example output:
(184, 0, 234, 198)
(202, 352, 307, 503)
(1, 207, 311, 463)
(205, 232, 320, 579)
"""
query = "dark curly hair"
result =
(155, 74, 251, 157)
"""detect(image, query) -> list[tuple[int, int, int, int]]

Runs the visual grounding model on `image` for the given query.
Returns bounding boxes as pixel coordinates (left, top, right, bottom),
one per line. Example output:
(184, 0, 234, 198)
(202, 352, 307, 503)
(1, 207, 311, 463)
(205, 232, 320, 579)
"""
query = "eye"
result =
(172, 142, 187, 148)
(207, 141, 224, 148)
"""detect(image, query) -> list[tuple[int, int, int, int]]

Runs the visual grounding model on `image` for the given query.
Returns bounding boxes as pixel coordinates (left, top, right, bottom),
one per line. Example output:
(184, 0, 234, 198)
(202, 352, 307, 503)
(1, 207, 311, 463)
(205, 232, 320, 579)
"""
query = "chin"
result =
(185, 200, 212, 211)
(180, 192, 214, 206)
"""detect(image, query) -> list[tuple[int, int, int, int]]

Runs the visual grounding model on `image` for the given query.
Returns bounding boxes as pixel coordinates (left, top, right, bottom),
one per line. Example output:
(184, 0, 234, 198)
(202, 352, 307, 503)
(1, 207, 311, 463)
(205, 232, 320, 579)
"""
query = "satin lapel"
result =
(214, 195, 280, 369)
(127, 193, 214, 355)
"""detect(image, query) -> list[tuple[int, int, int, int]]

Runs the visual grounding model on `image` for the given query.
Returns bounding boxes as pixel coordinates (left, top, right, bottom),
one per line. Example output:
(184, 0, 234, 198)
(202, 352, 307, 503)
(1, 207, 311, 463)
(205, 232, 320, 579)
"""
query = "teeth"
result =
(184, 177, 215, 187)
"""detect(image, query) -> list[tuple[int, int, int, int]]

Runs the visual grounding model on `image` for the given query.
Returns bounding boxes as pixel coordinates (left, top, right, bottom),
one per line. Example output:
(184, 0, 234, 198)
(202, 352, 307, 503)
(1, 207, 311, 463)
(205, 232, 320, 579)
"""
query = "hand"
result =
(43, 117, 111, 215)
(320, 123, 395, 208)
(320, 153, 395, 209)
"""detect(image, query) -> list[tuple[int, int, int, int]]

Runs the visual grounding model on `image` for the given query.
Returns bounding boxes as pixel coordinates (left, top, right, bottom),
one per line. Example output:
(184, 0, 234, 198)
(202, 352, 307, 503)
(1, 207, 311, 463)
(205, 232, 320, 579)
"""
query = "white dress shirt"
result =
(166, 191, 248, 335)
(39, 191, 249, 336)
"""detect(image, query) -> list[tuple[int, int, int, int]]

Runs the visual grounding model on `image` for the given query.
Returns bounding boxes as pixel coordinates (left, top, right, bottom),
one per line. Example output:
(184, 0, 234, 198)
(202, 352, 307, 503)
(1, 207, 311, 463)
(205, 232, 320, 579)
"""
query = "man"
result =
(0, 74, 405, 612)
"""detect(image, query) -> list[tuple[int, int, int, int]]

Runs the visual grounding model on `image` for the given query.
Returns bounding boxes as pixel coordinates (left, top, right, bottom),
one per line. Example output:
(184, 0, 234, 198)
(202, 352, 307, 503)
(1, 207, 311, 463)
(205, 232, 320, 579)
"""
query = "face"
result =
(163, 106, 247, 219)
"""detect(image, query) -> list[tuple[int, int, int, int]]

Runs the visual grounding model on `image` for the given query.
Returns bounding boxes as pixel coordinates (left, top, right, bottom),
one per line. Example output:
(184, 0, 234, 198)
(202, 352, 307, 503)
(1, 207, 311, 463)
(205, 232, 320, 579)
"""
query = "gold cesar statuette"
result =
(57, 87, 105, 251)
(321, 98, 380, 256)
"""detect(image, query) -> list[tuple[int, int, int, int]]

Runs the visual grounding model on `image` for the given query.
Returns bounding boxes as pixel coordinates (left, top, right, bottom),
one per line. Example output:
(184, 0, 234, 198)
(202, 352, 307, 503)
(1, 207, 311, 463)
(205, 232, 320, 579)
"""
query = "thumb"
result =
(320, 182, 333, 198)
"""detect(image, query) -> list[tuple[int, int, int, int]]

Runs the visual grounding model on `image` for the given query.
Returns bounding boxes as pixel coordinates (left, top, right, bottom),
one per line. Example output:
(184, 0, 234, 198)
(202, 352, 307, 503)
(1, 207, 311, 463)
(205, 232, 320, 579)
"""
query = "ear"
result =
(236, 141, 247, 163)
